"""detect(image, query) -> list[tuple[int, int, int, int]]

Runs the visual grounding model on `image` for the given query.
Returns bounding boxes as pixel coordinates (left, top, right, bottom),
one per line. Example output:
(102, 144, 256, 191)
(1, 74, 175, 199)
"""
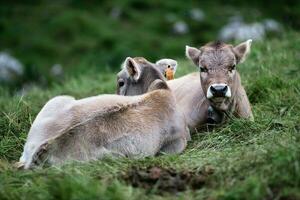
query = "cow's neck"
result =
(207, 97, 236, 124)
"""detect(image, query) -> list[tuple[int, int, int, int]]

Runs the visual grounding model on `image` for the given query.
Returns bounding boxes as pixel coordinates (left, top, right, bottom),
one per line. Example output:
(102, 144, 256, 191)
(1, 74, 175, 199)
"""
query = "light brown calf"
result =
(184, 40, 254, 125)
(18, 57, 189, 169)
(169, 40, 254, 131)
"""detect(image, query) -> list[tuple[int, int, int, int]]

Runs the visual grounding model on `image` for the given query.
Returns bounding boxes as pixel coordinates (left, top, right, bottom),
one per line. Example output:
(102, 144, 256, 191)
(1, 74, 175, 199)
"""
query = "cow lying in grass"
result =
(117, 40, 253, 132)
(181, 40, 254, 130)
(18, 57, 190, 169)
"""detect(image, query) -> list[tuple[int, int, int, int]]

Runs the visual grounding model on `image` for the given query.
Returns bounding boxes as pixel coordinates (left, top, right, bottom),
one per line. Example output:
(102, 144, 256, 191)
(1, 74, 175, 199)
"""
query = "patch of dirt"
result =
(121, 165, 214, 194)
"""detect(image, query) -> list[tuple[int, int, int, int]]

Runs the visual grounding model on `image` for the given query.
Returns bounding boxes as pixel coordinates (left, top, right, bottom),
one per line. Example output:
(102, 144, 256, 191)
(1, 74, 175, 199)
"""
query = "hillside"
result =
(0, 31, 299, 199)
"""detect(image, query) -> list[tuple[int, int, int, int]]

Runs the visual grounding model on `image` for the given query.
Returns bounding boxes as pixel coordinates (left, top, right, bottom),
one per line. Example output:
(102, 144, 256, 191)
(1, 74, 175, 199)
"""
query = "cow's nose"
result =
(210, 85, 228, 97)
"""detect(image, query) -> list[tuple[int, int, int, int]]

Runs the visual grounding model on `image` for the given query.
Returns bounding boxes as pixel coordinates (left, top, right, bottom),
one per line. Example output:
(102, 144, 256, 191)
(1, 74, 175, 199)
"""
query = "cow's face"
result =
(116, 57, 165, 96)
(186, 40, 252, 111)
(155, 58, 177, 80)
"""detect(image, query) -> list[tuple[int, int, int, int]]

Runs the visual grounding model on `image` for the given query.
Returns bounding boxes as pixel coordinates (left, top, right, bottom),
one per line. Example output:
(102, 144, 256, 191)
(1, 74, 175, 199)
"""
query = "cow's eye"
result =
(200, 67, 208, 73)
(118, 80, 125, 87)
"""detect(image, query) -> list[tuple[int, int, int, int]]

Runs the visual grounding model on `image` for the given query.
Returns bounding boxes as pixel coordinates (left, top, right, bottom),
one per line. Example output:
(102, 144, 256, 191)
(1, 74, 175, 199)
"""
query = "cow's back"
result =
(167, 72, 209, 130)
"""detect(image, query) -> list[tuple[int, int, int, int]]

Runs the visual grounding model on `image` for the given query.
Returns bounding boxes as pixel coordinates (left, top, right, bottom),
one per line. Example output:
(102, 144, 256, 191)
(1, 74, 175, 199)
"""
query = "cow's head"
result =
(185, 40, 252, 111)
(155, 58, 178, 80)
(116, 57, 167, 96)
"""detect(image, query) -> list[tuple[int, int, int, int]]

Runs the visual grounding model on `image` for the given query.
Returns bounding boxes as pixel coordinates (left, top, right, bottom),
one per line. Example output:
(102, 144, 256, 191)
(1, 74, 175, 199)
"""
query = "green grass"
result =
(0, 32, 300, 199)
(2, 1, 299, 90)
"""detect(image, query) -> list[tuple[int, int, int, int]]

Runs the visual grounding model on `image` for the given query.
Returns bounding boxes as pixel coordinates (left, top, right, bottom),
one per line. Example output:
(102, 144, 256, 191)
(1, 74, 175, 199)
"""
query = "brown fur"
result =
(167, 71, 253, 131)
(183, 40, 254, 129)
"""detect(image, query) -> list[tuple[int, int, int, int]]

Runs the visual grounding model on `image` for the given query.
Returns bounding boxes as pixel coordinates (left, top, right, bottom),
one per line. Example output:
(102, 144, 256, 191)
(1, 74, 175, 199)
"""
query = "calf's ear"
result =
(124, 57, 141, 81)
(172, 60, 178, 72)
(185, 45, 201, 66)
(233, 39, 252, 64)
(155, 59, 168, 75)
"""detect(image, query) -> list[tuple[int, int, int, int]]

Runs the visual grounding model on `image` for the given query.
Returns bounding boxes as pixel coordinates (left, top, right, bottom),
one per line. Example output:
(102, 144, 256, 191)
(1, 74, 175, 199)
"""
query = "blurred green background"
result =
(0, 0, 299, 91)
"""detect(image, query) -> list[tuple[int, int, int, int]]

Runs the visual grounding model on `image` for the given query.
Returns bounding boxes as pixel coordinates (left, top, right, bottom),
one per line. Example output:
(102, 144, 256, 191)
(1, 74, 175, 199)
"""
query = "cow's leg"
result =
(234, 86, 254, 121)
(160, 137, 187, 154)
(48, 144, 125, 167)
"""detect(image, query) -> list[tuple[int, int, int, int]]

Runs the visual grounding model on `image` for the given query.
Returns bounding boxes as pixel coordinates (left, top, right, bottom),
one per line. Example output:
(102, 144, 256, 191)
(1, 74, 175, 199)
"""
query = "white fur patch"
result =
(185, 45, 191, 59)
(207, 87, 214, 99)
(239, 39, 252, 63)
(244, 39, 252, 57)
(225, 86, 231, 98)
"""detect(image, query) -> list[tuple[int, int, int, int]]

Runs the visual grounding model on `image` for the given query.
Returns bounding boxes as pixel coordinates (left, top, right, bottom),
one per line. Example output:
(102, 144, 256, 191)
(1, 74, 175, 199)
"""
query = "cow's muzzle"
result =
(207, 83, 231, 99)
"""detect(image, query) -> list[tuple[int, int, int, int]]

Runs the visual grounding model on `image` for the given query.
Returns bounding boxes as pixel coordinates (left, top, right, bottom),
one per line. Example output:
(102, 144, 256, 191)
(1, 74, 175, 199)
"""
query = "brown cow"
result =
(184, 40, 254, 126)
(18, 57, 190, 169)
(117, 40, 253, 132)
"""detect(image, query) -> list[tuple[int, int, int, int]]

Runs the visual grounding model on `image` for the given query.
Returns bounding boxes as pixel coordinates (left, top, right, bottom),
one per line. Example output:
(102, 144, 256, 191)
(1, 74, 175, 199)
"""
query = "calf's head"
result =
(186, 40, 252, 111)
(117, 57, 167, 96)
(155, 58, 178, 80)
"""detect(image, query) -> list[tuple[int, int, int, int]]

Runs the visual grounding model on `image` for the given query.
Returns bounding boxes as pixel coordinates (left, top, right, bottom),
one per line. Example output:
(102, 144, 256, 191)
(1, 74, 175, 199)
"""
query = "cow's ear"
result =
(155, 59, 168, 75)
(185, 45, 201, 66)
(124, 57, 141, 81)
(172, 60, 178, 72)
(233, 39, 252, 64)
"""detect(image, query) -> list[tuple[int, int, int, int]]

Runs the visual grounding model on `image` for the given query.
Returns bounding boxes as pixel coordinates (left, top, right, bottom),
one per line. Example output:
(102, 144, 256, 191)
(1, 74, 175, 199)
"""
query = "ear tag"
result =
(165, 67, 175, 80)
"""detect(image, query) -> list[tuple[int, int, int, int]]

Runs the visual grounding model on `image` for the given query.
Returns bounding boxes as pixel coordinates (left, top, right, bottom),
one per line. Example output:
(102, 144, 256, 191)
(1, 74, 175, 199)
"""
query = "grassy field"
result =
(0, 32, 300, 199)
